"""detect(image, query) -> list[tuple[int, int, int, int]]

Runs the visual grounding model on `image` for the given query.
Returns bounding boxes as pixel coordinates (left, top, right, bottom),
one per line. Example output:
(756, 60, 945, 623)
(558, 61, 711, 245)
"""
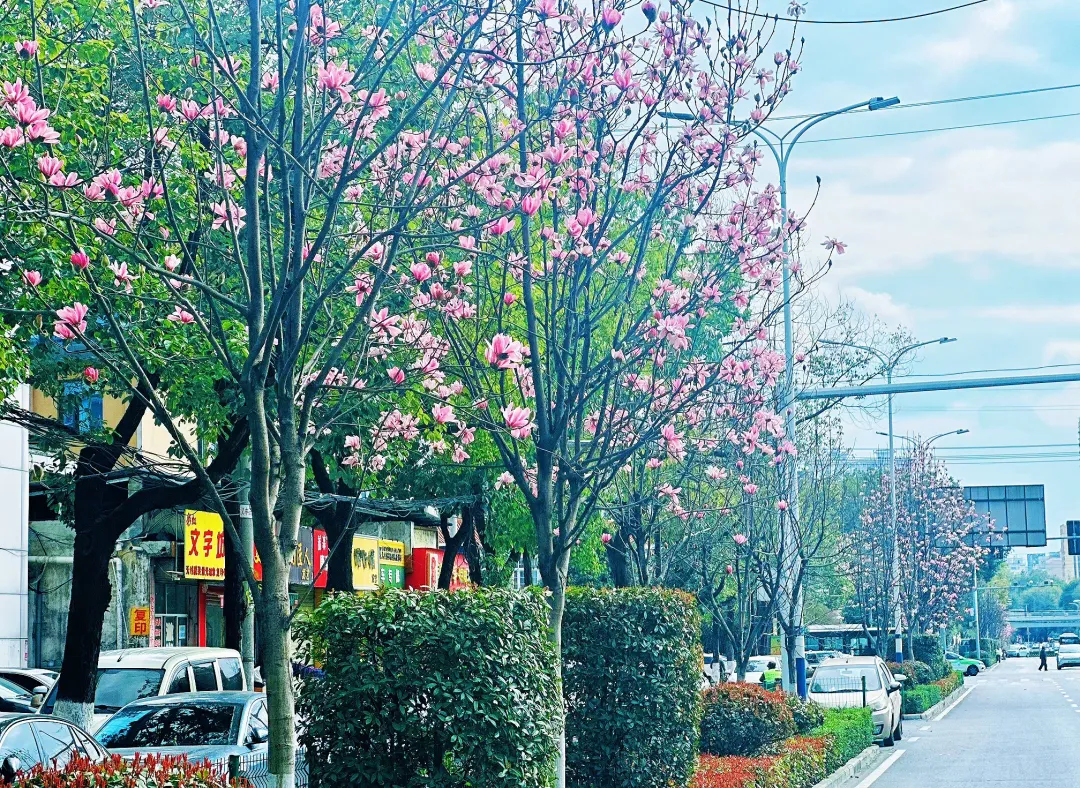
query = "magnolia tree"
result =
(0, 0, 537, 782)
(846, 444, 985, 657)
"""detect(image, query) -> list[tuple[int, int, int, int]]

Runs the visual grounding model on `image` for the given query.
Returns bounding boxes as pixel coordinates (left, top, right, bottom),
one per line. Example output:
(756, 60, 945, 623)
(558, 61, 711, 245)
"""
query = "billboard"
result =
(184, 510, 226, 580)
(963, 485, 1047, 548)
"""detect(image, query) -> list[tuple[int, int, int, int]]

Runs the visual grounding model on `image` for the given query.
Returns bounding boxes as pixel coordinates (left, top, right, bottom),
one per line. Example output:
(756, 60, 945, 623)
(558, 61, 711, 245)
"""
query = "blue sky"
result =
(757, 0, 1080, 545)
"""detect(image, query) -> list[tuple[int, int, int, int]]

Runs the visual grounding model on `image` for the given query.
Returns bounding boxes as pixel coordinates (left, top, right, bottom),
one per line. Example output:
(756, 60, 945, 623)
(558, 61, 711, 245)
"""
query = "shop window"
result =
(58, 381, 103, 434)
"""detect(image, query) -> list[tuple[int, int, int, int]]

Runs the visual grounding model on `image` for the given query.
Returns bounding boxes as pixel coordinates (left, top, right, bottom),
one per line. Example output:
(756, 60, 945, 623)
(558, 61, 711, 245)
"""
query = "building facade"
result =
(0, 385, 30, 667)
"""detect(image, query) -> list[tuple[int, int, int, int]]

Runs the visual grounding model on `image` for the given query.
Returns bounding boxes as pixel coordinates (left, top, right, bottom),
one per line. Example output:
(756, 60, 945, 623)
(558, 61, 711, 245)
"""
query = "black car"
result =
(0, 713, 108, 780)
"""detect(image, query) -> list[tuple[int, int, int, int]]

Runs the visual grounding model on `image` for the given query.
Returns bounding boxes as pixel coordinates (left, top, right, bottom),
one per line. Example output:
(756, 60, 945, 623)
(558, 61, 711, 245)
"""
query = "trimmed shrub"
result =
(784, 693, 826, 734)
(700, 683, 796, 757)
(887, 660, 933, 686)
(296, 588, 561, 788)
(692, 737, 829, 788)
(8, 754, 232, 787)
(909, 635, 950, 680)
(810, 708, 874, 772)
(563, 587, 703, 788)
(901, 684, 942, 714)
(693, 754, 767, 788)
(934, 670, 964, 698)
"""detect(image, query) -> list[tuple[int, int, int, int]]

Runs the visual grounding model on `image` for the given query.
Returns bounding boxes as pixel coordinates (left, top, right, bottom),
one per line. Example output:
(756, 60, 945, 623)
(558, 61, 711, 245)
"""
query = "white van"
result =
(40, 648, 245, 731)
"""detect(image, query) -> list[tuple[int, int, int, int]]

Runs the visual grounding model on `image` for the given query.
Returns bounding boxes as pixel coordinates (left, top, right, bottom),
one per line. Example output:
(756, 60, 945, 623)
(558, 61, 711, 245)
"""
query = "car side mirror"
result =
(30, 686, 48, 708)
(2, 756, 21, 781)
(893, 674, 909, 683)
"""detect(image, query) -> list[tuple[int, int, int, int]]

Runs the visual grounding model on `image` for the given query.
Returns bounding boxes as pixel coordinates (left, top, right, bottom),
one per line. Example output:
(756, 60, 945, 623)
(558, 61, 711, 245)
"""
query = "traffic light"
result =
(1067, 521, 1080, 556)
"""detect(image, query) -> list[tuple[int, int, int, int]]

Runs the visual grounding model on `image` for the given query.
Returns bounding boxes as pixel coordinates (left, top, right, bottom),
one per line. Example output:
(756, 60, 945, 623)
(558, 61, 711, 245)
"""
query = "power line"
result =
(800, 111, 1080, 145)
(765, 82, 1080, 123)
(902, 362, 1080, 380)
(699, 0, 990, 25)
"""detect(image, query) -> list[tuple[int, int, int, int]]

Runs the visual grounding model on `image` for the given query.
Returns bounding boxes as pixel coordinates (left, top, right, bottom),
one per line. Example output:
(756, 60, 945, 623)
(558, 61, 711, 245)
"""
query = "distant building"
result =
(1060, 523, 1080, 583)
(0, 385, 30, 667)
(1045, 551, 1066, 581)
(1027, 553, 1048, 574)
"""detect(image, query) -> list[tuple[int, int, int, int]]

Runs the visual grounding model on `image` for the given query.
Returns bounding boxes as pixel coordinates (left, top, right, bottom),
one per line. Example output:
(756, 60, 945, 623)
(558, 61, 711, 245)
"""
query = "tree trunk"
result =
(52, 531, 113, 729)
(538, 542, 571, 788)
(522, 548, 533, 587)
(259, 561, 296, 788)
(438, 507, 474, 590)
(605, 529, 633, 587)
(224, 513, 247, 653)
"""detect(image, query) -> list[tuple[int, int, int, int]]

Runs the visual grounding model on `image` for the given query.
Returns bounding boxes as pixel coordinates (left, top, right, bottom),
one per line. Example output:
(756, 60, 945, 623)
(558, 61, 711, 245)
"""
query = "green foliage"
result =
(908, 635, 950, 680)
(562, 587, 703, 788)
(809, 708, 874, 772)
(934, 670, 964, 697)
(887, 660, 933, 686)
(901, 684, 941, 715)
(765, 737, 830, 788)
(784, 693, 826, 735)
(700, 683, 796, 758)
(296, 588, 560, 788)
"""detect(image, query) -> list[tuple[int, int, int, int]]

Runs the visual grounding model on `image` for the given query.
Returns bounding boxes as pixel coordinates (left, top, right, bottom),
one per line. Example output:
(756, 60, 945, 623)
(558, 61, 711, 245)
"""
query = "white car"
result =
(40, 648, 245, 732)
(808, 656, 907, 746)
(1056, 633, 1080, 669)
(727, 656, 776, 685)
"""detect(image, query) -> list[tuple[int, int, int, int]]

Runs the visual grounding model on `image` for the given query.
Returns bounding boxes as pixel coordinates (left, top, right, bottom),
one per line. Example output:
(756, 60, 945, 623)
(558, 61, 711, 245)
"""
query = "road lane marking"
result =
(907, 736, 920, 741)
(934, 687, 974, 721)
(854, 749, 906, 788)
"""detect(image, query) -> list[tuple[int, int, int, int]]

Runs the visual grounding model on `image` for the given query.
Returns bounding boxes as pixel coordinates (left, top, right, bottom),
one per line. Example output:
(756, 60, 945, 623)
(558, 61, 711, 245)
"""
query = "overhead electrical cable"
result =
(800, 111, 1080, 145)
(698, 0, 990, 25)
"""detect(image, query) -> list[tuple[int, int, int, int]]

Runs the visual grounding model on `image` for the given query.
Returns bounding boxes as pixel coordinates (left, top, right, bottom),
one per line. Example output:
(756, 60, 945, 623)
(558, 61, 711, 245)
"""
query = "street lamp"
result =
(876, 429, 970, 447)
(661, 96, 899, 696)
(822, 336, 956, 663)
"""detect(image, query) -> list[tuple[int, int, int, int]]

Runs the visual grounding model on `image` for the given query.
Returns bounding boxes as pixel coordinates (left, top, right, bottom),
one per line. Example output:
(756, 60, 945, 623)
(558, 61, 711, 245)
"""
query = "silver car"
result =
(1057, 633, 1080, 669)
(0, 712, 107, 780)
(808, 656, 907, 746)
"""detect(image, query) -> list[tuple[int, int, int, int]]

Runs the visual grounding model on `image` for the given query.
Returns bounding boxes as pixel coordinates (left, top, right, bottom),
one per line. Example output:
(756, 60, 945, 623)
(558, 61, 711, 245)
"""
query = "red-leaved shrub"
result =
(700, 682, 795, 757)
(4, 753, 237, 787)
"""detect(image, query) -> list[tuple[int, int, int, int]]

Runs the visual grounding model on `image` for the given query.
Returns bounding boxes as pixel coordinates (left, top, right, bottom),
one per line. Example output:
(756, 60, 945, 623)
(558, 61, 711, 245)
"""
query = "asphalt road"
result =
(839, 656, 1080, 788)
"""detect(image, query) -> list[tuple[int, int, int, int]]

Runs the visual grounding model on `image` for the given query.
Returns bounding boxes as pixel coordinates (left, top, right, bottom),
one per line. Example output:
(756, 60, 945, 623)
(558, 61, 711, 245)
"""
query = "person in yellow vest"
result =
(759, 661, 782, 691)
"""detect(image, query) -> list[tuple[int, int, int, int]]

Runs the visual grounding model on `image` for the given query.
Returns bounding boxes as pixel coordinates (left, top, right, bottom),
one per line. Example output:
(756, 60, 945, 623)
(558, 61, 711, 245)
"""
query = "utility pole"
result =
(972, 565, 981, 663)
(237, 451, 255, 690)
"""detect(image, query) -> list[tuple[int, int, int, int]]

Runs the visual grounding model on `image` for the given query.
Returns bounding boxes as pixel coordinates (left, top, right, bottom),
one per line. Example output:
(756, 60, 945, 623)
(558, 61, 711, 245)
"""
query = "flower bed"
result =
(694, 707, 871, 788)
(6, 753, 234, 787)
(902, 669, 964, 714)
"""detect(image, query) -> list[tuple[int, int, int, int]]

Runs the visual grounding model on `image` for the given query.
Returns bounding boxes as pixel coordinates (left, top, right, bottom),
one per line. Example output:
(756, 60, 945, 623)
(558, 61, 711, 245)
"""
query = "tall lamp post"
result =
(821, 337, 956, 662)
(665, 96, 899, 696)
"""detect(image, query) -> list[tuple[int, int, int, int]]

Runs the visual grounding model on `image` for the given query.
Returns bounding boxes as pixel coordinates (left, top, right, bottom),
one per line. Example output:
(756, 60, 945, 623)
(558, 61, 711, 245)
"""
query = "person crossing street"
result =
(1039, 644, 1049, 671)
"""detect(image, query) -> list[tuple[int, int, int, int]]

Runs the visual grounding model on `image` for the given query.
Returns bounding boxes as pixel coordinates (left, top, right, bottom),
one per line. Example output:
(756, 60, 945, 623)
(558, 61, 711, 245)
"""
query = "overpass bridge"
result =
(1006, 610, 1080, 638)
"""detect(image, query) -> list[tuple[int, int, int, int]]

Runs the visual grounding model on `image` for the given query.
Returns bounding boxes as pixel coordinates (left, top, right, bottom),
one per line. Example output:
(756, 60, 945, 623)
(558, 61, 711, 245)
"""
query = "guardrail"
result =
(228, 752, 310, 788)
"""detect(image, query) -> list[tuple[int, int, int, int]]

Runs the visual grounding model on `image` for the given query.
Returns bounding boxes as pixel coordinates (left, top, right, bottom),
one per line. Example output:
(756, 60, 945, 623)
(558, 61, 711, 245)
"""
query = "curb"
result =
(901, 682, 969, 721)
(810, 746, 887, 788)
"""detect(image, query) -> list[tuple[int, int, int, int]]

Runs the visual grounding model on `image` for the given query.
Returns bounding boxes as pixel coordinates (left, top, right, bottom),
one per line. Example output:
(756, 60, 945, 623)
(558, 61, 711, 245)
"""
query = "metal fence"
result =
(806, 673, 871, 709)
(228, 752, 310, 788)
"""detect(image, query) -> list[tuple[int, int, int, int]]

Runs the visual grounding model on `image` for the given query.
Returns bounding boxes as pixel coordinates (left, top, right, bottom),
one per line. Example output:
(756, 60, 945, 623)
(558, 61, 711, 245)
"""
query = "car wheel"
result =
(881, 730, 895, 747)
(966, 665, 979, 677)
(894, 717, 903, 741)
(1058, 663, 1064, 670)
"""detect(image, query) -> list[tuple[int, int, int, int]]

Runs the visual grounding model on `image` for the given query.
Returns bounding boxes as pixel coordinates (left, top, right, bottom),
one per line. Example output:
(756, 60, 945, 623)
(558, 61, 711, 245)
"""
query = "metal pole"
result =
(973, 564, 982, 663)
(887, 370, 903, 663)
(237, 451, 256, 691)
(797, 369, 1080, 400)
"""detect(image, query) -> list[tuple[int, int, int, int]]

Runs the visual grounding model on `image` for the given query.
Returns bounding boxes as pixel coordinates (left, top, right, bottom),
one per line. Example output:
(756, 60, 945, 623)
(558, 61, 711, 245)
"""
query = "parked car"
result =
(1006, 643, 1023, 658)
(805, 650, 843, 676)
(40, 648, 245, 732)
(0, 669, 57, 695)
(945, 651, 985, 677)
(0, 712, 107, 780)
(1055, 633, 1080, 669)
(807, 656, 906, 746)
(0, 678, 39, 714)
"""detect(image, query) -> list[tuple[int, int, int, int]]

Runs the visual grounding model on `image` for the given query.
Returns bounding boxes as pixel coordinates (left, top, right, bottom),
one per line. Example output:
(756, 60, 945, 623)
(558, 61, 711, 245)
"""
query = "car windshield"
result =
(811, 665, 882, 693)
(92, 669, 165, 714)
(96, 701, 243, 748)
(1060, 636, 1080, 646)
(747, 658, 773, 672)
(0, 677, 29, 700)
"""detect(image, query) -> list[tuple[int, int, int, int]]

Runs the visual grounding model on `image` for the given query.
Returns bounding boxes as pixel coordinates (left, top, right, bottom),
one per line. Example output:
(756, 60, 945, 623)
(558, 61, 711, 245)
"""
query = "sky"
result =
(752, 0, 1080, 549)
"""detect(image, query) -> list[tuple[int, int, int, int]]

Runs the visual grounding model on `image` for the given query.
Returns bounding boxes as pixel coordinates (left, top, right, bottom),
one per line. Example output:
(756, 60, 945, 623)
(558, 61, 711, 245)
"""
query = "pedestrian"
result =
(760, 660, 782, 691)
(1039, 643, 1048, 671)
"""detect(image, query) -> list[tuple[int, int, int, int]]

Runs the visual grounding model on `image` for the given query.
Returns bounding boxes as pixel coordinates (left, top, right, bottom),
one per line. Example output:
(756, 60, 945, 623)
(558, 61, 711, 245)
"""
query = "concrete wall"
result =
(0, 384, 30, 666)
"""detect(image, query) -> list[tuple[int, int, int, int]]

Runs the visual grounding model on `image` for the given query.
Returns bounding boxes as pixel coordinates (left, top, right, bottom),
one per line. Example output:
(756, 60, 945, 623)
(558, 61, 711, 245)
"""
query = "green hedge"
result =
(887, 660, 934, 686)
(901, 684, 942, 714)
(908, 635, 950, 680)
(296, 588, 561, 787)
(700, 683, 796, 757)
(563, 587, 703, 788)
(785, 693, 826, 734)
(809, 708, 874, 772)
(934, 670, 964, 697)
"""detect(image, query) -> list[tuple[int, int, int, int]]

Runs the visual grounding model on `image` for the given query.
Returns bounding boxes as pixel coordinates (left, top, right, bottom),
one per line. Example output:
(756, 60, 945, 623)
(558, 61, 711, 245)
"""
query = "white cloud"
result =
(835, 286, 914, 327)
(912, 0, 1038, 72)
(1032, 383, 1080, 429)
(975, 305, 1080, 326)
(791, 139, 1080, 279)
(1044, 340, 1080, 362)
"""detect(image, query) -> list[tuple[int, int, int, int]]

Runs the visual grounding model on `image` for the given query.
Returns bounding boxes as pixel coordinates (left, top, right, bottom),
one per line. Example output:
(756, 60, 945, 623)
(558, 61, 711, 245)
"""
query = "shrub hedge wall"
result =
(699, 683, 795, 757)
(563, 586, 703, 788)
(296, 588, 561, 788)
(809, 708, 873, 772)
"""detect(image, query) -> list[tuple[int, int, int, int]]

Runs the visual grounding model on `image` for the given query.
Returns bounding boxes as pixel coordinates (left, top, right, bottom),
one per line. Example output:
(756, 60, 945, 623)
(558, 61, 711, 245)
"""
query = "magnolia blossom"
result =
(70, 250, 90, 270)
(53, 303, 88, 340)
(733, 533, 748, 546)
(167, 306, 195, 325)
(501, 406, 534, 440)
(21, 270, 41, 287)
(83, 367, 99, 383)
(485, 333, 527, 370)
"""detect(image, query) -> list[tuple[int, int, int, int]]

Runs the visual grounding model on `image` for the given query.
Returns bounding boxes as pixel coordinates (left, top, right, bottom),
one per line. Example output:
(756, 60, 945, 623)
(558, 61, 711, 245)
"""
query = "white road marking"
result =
(854, 749, 906, 788)
(934, 687, 974, 721)
(907, 736, 920, 742)
(920, 725, 932, 731)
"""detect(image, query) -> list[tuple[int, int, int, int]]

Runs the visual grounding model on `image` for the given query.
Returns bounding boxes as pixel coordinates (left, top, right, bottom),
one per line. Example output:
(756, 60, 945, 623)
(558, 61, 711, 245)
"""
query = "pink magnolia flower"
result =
(743, 483, 758, 495)
(503, 292, 517, 306)
(776, 500, 788, 511)
(83, 366, 99, 384)
(451, 445, 469, 463)
(21, 270, 41, 287)
(600, 7, 622, 30)
(641, 0, 657, 22)
(53, 303, 88, 339)
(0, 127, 23, 149)
(453, 260, 472, 277)
(725, 564, 734, 575)
(179, 100, 202, 121)
(534, 0, 559, 18)
(733, 533, 748, 545)
(601, 533, 612, 544)
(415, 63, 437, 82)
(344, 435, 361, 450)
(211, 201, 245, 231)
(317, 61, 354, 103)
(156, 94, 177, 113)
(485, 333, 527, 370)
(387, 367, 406, 385)
(520, 195, 542, 216)
(70, 250, 90, 270)
(495, 471, 515, 490)
(94, 218, 116, 237)
(15, 41, 38, 59)
(705, 465, 727, 481)
(37, 155, 63, 179)
(502, 405, 535, 439)
(488, 216, 513, 236)
(432, 404, 455, 424)
(821, 237, 847, 255)
(552, 528, 560, 537)
(167, 306, 195, 325)
(410, 262, 432, 283)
